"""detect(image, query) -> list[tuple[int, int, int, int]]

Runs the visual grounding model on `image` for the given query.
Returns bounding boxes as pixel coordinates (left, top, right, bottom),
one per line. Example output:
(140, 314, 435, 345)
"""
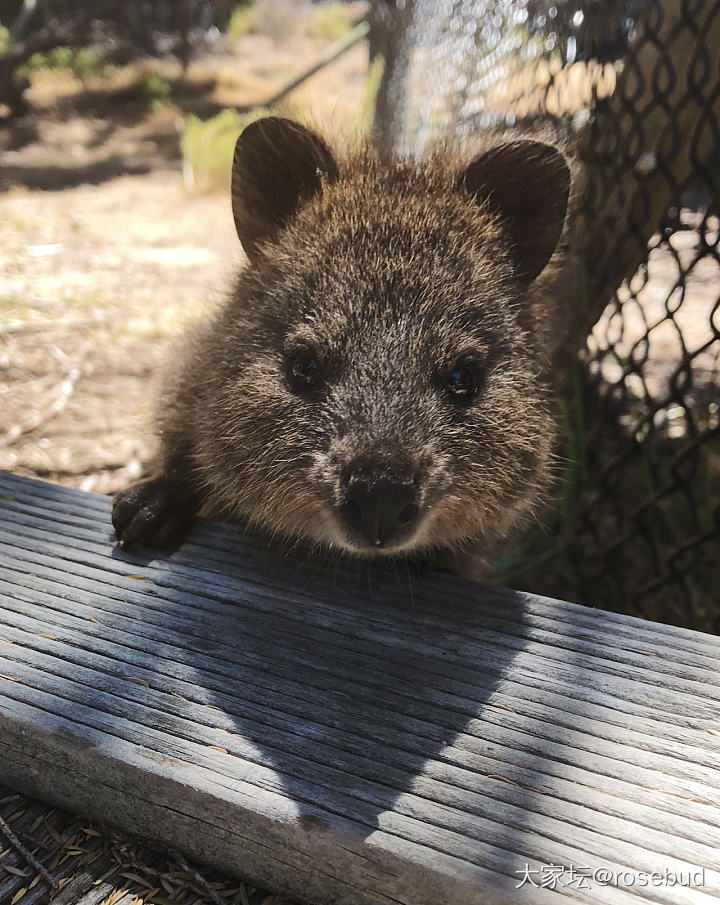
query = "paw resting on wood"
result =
(112, 476, 198, 550)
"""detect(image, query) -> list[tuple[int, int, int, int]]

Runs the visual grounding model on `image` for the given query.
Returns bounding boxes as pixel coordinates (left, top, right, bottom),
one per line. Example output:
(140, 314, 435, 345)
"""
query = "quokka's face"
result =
(209, 118, 569, 559)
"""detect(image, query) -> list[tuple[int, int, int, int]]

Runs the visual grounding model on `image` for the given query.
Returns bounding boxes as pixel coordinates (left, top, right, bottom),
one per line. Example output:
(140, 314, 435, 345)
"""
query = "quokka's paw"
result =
(112, 476, 198, 550)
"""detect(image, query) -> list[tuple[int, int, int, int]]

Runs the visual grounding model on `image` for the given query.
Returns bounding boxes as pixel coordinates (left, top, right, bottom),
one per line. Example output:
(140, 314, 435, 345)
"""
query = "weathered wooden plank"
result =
(2, 555, 720, 798)
(1, 472, 716, 658)
(2, 510, 718, 706)
(1, 472, 719, 905)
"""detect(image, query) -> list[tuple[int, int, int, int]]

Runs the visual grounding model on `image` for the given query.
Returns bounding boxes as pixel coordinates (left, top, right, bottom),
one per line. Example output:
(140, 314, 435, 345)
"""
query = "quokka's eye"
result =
(445, 355, 482, 401)
(287, 348, 323, 390)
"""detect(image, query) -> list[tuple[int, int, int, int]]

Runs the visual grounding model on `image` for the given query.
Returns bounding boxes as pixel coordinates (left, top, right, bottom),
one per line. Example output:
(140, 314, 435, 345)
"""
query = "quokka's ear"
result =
(231, 116, 339, 259)
(457, 140, 570, 283)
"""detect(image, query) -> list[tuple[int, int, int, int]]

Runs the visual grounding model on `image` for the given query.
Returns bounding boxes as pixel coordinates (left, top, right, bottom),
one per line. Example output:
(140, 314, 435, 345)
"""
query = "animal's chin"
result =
(319, 510, 438, 559)
(270, 494, 441, 559)
(285, 519, 424, 558)
(334, 536, 420, 557)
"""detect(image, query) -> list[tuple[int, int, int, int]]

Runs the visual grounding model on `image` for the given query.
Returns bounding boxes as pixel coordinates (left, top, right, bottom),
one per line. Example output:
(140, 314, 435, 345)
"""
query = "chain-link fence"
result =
(372, 0, 720, 632)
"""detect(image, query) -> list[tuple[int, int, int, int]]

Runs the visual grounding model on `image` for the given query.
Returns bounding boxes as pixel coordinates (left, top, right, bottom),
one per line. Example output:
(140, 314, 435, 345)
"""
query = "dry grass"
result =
(0, 787, 291, 905)
(0, 171, 237, 493)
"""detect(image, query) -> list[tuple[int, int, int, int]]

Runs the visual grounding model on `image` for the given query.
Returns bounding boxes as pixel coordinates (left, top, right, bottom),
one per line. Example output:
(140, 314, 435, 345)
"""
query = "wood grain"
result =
(0, 472, 719, 905)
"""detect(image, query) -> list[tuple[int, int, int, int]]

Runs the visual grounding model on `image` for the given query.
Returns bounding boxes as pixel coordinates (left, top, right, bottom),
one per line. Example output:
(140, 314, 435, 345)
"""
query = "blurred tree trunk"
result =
(178, 0, 193, 73)
(9, 0, 37, 41)
(369, 0, 414, 158)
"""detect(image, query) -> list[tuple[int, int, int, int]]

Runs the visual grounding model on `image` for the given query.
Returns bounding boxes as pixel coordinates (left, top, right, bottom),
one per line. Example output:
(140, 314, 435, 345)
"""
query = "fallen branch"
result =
(169, 850, 228, 905)
(240, 19, 370, 113)
(0, 814, 58, 893)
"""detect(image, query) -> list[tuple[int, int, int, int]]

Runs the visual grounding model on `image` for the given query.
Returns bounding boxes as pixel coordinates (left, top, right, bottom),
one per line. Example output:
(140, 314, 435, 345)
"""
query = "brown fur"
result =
(112, 118, 571, 576)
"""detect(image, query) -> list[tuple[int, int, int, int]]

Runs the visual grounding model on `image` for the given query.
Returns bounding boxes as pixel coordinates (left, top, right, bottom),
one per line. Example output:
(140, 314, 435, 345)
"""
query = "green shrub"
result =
(309, 3, 353, 41)
(181, 108, 268, 193)
(21, 45, 105, 80)
(24, 46, 74, 72)
(143, 72, 173, 110)
(71, 47, 104, 81)
(227, 3, 257, 47)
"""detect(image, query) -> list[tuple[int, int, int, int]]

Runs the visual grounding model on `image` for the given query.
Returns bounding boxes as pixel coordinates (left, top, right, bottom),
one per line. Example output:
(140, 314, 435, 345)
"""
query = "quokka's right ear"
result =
(458, 140, 570, 283)
(231, 116, 339, 260)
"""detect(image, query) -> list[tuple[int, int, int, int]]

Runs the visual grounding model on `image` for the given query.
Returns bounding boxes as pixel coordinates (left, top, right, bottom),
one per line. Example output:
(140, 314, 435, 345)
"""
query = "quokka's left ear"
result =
(231, 116, 339, 260)
(457, 140, 571, 283)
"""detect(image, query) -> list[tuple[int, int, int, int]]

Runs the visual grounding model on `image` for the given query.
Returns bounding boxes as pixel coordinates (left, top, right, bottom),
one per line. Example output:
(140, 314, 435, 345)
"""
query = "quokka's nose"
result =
(339, 478, 419, 547)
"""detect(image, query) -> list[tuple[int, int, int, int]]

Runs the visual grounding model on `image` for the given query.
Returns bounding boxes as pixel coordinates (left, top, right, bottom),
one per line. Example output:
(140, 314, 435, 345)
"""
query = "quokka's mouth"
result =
(327, 508, 432, 557)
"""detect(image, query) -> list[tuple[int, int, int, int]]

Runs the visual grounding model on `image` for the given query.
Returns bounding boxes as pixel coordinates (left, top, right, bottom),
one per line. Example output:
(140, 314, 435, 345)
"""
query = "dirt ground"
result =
(0, 30, 368, 495)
